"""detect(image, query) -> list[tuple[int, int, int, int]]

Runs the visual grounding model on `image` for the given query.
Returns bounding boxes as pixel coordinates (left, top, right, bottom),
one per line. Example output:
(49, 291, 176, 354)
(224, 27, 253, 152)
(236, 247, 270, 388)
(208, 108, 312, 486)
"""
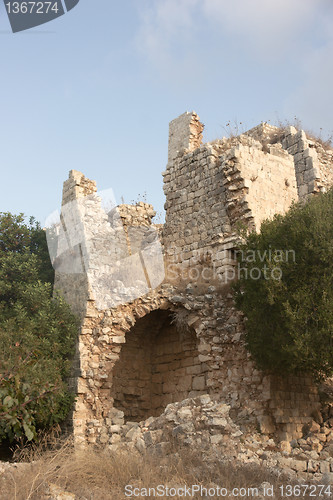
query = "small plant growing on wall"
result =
(171, 309, 191, 341)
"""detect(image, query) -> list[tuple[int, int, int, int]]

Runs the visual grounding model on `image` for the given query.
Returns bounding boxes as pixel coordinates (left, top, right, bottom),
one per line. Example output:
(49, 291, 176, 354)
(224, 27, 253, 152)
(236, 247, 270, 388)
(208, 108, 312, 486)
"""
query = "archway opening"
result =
(110, 309, 205, 421)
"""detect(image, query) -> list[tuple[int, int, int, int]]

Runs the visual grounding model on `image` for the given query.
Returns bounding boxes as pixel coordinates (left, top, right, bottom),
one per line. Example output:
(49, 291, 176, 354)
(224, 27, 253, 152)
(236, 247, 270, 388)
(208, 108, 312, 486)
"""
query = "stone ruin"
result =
(53, 112, 333, 450)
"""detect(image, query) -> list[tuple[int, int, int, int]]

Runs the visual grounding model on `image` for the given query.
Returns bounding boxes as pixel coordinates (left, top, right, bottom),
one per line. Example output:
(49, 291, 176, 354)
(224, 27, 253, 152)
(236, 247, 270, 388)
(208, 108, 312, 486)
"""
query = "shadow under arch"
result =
(110, 308, 205, 421)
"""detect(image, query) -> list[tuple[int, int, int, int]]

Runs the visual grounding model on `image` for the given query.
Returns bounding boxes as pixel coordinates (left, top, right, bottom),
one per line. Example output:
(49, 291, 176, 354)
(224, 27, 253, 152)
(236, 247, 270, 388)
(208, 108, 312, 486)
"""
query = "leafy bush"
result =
(0, 212, 54, 283)
(0, 213, 77, 443)
(234, 189, 333, 380)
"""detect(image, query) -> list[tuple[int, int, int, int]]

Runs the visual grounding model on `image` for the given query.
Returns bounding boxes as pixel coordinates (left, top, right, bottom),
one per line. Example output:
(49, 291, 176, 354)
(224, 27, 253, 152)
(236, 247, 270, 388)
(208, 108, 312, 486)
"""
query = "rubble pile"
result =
(107, 395, 333, 482)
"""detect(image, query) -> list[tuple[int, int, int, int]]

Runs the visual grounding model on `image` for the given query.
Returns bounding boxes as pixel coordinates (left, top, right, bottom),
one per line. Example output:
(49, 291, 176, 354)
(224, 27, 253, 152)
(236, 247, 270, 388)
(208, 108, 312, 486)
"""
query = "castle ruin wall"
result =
(52, 112, 333, 447)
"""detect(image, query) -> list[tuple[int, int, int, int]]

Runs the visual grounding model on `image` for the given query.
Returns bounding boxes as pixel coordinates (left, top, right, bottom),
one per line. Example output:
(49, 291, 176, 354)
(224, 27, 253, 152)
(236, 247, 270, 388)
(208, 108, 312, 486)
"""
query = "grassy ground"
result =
(0, 436, 324, 499)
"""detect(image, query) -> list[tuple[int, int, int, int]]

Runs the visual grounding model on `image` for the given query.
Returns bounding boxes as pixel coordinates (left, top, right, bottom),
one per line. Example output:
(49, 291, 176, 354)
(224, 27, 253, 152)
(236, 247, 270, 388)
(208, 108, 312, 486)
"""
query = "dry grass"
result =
(274, 117, 333, 150)
(0, 437, 322, 500)
(209, 117, 332, 151)
(170, 309, 191, 334)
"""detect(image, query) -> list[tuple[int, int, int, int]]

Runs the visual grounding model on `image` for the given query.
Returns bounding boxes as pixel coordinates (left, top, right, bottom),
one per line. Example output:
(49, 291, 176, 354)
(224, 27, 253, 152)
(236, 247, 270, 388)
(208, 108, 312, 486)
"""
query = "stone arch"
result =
(110, 307, 205, 421)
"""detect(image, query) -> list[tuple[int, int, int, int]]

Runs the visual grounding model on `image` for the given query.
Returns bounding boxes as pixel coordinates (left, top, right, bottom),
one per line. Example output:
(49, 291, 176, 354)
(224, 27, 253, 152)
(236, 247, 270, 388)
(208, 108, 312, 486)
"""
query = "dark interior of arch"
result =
(110, 309, 205, 421)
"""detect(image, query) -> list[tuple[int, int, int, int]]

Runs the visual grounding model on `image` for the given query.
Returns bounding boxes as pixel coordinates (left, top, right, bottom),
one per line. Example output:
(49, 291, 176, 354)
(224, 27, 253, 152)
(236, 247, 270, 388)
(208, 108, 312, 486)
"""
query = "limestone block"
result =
(198, 354, 211, 363)
(280, 441, 292, 453)
(289, 459, 307, 472)
(198, 343, 212, 354)
(210, 434, 224, 444)
(176, 375, 192, 391)
(192, 376, 206, 391)
(304, 169, 316, 183)
(320, 461, 331, 474)
(259, 416, 276, 434)
(111, 336, 126, 344)
(298, 184, 308, 197)
(186, 365, 202, 375)
(212, 417, 228, 427)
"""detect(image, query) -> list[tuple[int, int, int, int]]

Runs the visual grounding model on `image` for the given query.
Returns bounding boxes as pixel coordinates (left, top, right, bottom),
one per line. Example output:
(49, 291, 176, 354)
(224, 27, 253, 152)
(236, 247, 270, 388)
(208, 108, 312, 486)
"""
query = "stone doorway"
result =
(110, 309, 204, 421)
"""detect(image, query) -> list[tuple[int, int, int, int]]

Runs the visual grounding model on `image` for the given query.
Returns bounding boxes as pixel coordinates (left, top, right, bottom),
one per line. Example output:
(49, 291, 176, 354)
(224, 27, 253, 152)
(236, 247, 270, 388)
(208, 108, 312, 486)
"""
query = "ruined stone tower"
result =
(53, 112, 333, 446)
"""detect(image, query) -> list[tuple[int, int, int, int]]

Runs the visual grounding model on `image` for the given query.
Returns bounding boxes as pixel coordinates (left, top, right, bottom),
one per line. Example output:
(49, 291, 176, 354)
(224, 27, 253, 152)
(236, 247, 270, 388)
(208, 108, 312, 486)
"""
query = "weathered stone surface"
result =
(53, 112, 332, 453)
(102, 395, 333, 481)
(47, 483, 76, 499)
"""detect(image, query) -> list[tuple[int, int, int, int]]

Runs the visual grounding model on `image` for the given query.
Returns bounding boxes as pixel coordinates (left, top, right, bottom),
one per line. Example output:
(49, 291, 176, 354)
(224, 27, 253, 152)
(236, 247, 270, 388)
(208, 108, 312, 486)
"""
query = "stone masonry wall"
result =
(53, 112, 333, 448)
(246, 122, 333, 199)
(163, 114, 297, 284)
(110, 309, 202, 421)
(282, 127, 322, 199)
(221, 141, 297, 232)
(167, 111, 204, 165)
(62, 169, 97, 206)
(269, 375, 320, 441)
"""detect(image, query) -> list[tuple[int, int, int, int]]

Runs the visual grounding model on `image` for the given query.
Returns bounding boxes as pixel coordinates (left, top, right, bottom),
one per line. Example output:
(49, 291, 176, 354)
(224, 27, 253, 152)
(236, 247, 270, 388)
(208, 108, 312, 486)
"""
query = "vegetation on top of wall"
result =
(275, 117, 333, 150)
(233, 189, 333, 381)
(0, 213, 78, 444)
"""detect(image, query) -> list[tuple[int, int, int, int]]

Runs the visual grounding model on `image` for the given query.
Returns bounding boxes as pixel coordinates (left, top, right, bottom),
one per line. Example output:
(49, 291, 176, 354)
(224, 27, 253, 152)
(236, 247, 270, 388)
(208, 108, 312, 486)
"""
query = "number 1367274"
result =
(5, 2, 60, 14)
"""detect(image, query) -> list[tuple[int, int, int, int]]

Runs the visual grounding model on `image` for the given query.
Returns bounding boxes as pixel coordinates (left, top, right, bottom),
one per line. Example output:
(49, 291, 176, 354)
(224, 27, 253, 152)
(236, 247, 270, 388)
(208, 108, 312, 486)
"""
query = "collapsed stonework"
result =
(54, 112, 333, 450)
(99, 394, 333, 482)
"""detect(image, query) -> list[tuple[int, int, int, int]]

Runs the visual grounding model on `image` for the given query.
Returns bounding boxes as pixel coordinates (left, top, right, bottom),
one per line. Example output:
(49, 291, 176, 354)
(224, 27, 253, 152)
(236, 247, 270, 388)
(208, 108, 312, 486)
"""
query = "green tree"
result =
(0, 212, 54, 284)
(0, 214, 77, 443)
(234, 189, 333, 380)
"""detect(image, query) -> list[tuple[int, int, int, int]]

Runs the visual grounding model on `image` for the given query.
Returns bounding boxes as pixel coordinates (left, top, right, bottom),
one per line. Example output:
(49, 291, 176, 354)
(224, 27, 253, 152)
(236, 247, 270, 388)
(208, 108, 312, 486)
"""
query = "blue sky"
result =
(0, 0, 332, 224)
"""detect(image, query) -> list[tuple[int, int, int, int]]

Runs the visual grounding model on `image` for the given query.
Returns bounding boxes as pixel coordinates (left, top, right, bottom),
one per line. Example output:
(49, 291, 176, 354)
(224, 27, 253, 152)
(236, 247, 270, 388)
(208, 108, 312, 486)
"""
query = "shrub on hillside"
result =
(0, 212, 54, 284)
(234, 189, 333, 380)
(0, 213, 77, 443)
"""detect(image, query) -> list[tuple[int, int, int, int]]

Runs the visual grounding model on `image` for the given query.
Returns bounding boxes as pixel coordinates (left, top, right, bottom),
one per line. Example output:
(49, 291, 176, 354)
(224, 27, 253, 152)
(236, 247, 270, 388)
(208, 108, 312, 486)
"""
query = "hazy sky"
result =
(0, 0, 332, 224)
